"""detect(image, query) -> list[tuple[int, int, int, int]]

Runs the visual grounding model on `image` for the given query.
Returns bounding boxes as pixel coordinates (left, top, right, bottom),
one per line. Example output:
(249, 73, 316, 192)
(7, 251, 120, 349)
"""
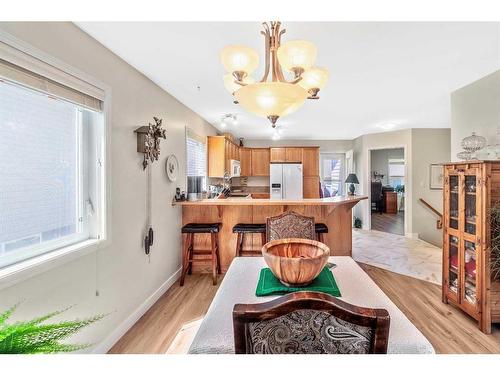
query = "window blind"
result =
(186, 128, 207, 178)
(0, 59, 103, 112)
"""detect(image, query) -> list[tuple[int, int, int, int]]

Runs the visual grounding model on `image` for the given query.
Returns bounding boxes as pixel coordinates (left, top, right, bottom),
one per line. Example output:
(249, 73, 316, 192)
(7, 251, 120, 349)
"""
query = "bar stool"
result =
(315, 223, 329, 243)
(232, 223, 267, 257)
(180, 223, 221, 286)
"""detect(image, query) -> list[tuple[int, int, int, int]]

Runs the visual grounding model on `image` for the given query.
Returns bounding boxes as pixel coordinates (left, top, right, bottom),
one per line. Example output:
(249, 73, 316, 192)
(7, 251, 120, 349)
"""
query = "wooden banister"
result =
(419, 198, 443, 229)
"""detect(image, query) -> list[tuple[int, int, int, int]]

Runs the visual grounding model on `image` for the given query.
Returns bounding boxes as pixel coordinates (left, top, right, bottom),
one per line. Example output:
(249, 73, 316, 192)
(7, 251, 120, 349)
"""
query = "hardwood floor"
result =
(109, 264, 500, 354)
(371, 211, 404, 235)
(360, 263, 500, 353)
(109, 274, 222, 354)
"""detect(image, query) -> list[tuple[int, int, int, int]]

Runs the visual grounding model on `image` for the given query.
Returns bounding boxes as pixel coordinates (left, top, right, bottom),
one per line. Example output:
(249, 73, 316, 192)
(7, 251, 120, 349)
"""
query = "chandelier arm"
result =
(273, 24, 287, 82)
(260, 25, 271, 83)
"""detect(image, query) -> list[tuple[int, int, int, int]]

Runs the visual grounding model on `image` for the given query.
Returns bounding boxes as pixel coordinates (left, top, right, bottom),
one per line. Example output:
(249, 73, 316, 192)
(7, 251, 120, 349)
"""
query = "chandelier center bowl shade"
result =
(220, 21, 329, 127)
(234, 82, 308, 119)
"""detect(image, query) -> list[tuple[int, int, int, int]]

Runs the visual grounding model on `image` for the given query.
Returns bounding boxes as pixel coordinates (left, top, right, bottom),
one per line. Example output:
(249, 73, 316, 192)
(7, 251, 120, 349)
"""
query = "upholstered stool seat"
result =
(232, 223, 266, 234)
(315, 223, 329, 242)
(182, 223, 221, 234)
(180, 223, 221, 286)
(232, 223, 266, 257)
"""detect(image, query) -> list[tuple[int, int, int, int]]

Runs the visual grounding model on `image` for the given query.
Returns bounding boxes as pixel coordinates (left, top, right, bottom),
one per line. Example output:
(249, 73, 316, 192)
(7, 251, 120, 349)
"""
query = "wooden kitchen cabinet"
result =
(240, 148, 252, 176)
(285, 147, 303, 162)
(270, 147, 286, 162)
(303, 176, 320, 198)
(208, 136, 239, 178)
(302, 147, 319, 176)
(251, 148, 270, 176)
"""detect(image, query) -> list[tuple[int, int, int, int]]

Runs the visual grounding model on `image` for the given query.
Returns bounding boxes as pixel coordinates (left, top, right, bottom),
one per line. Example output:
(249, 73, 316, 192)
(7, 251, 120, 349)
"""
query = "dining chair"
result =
(233, 291, 390, 354)
(266, 211, 316, 242)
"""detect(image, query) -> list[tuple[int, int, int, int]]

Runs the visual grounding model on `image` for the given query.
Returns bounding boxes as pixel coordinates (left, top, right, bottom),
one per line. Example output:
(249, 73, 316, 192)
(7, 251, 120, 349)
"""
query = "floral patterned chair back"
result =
(266, 211, 315, 242)
(233, 291, 390, 354)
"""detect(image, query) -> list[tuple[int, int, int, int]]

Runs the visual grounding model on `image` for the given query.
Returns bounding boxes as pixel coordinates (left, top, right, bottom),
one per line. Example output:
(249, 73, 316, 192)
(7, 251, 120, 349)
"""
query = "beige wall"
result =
(353, 128, 450, 246)
(411, 128, 451, 246)
(0, 22, 217, 352)
(451, 69, 500, 161)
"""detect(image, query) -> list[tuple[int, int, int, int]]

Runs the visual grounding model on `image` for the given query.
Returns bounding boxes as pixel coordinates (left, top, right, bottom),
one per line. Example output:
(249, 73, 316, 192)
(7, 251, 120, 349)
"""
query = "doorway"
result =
(369, 148, 405, 236)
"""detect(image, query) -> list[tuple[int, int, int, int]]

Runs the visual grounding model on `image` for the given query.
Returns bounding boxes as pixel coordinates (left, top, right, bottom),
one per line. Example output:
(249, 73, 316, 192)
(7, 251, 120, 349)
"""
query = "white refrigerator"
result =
(270, 163, 303, 199)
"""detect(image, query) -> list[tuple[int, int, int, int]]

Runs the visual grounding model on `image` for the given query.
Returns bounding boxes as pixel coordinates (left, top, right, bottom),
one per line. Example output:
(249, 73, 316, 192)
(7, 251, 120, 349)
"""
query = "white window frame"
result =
(185, 127, 208, 192)
(320, 152, 346, 197)
(0, 30, 112, 290)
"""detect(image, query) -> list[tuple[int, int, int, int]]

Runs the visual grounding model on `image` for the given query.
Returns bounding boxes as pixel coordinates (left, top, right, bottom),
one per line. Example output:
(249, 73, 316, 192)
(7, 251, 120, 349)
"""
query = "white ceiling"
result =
(77, 22, 500, 140)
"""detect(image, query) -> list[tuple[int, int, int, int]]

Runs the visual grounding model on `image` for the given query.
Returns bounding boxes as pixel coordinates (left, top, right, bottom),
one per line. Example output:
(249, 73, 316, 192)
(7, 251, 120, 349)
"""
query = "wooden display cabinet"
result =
(442, 161, 500, 333)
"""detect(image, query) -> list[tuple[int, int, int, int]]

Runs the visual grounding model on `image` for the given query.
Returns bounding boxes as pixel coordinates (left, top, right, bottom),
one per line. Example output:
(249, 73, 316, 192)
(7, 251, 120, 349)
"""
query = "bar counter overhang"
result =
(173, 195, 367, 272)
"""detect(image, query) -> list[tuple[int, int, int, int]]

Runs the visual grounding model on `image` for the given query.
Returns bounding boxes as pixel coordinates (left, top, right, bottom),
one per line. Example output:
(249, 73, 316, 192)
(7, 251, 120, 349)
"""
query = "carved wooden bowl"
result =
(261, 238, 330, 287)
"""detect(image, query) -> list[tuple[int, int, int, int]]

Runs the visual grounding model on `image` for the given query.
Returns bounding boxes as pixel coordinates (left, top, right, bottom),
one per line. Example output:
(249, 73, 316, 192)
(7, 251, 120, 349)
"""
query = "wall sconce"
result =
(134, 116, 166, 170)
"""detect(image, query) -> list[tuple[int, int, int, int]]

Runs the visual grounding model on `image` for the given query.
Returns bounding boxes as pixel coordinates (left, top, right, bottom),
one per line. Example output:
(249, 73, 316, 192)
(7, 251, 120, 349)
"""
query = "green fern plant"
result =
(491, 204, 500, 280)
(0, 303, 106, 354)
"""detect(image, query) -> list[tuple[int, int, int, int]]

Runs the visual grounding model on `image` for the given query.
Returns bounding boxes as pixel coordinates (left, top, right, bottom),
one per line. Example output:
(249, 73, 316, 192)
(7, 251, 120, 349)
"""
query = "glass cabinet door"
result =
(448, 234, 459, 297)
(449, 175, 459, 230)
(463, 240, 477, 305)
(464, 175, 477, 235)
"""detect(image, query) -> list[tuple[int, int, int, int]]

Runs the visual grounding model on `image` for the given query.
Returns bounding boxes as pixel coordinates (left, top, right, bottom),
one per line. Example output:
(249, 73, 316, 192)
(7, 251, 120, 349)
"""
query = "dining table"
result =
(188, 256, 435, 354)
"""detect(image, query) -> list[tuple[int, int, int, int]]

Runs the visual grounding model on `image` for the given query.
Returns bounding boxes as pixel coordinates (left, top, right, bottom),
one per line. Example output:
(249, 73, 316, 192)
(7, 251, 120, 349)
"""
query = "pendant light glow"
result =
(221, 22, 328, 128)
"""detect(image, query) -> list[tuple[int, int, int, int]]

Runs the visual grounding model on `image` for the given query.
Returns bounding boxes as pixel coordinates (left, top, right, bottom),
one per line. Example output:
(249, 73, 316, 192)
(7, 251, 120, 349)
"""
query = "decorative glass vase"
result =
(461, 132, 486, 153)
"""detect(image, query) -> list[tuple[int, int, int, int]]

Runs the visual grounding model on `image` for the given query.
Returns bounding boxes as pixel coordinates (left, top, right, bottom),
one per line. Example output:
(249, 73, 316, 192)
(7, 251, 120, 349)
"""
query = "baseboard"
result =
(405, 232, 419, 239)
(92, 267, 182, 354)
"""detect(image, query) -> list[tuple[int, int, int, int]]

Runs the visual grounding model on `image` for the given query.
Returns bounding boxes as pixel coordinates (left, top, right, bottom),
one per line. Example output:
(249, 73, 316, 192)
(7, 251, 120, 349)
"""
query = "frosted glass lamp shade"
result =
(223, 74, 255, 94)
(277, 40, 317, 72)
(234, 82, 307, 118)
(299, 67, 329, 91)
(220, 45, 259, 76)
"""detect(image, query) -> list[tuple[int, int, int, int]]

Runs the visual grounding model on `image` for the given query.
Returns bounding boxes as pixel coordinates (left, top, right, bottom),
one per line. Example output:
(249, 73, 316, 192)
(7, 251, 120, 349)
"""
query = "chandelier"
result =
(220, 21, 328, 128)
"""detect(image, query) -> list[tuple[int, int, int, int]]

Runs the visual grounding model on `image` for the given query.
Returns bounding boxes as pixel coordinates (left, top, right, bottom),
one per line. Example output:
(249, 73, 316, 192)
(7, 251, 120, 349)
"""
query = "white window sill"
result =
(0, 238, 105, 291)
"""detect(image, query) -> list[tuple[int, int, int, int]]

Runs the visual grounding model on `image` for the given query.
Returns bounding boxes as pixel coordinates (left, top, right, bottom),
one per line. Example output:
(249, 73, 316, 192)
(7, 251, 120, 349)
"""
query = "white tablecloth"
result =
(188, 257, 435, 354)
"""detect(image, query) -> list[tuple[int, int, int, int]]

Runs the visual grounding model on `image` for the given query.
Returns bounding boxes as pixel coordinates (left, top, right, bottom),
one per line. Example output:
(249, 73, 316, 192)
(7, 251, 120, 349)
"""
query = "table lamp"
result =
(345, 173, 359, 196)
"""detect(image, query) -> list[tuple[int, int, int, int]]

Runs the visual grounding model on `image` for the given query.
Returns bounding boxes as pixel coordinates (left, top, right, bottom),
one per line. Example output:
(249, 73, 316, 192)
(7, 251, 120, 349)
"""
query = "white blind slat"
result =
(0, 59, 103, 112)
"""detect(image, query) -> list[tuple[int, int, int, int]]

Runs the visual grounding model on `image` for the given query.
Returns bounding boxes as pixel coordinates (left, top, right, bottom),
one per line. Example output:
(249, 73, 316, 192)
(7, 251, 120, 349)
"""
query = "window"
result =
(388, 158, 405, 188)
(320, 153, 345, 197)
(186, 128, 207, 192)
(0, 56, 105, 269)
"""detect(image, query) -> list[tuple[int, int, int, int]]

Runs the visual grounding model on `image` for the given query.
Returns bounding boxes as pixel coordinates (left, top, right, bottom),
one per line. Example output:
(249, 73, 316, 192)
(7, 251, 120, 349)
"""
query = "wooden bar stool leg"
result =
(235, 232, 242, 257)
(215, 232, 221, 274)
(180, 233, 190, 286)
(210, 233, 218, 285)
(261, 233, 266, 246)
(187, 233, 194, 275)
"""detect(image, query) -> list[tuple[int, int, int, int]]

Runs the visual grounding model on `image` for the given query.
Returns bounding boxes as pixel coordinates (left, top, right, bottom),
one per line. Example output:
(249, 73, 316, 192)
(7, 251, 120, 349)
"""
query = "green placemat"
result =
(255, 267, 341, 297)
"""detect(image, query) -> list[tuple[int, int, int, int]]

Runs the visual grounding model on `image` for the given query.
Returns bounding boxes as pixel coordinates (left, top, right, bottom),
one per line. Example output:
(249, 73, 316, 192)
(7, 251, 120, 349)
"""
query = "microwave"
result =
(230, 159, 241, 177)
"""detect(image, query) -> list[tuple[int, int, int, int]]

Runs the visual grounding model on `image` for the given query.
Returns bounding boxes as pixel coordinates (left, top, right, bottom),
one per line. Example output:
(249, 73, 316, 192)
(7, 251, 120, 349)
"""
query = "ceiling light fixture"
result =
(220, 113, 238, 128)
(221, 21, 328, 128)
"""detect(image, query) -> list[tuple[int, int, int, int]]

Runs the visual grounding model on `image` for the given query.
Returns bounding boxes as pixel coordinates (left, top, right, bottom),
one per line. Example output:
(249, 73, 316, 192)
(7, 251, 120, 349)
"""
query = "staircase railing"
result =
(419, 198, 443, 229)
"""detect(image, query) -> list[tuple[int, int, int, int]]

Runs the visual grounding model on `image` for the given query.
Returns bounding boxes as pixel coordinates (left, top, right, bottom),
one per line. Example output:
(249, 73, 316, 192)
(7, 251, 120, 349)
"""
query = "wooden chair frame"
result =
(233, 291, 390, 354)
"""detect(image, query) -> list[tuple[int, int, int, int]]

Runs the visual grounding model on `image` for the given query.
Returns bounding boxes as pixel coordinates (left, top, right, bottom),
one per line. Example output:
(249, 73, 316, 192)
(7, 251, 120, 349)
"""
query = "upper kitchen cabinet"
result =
(208, 136, 240, 178)
(240, 148, 252, 176)
(251, 148, 270, 176)
(270, 147, 304, 163)
(270, 147, 286, 162)
(285, 147, 303, 162)
(302, 147, 320, 176)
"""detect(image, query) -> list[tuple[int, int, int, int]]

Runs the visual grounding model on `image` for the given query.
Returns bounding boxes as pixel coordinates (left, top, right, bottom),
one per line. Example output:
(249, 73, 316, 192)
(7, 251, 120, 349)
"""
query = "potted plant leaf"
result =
(490, 204, 500, 280)
(0, 304, 106, 354)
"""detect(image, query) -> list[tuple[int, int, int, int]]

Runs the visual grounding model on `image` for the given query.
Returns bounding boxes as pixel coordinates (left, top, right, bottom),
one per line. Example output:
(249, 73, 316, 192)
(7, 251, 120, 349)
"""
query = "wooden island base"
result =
(176, 196, 366, 272)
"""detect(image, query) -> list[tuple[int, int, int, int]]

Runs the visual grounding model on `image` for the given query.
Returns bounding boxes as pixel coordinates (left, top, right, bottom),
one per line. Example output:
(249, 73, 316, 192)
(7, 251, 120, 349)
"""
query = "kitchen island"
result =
(173, 195, 367, 272)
